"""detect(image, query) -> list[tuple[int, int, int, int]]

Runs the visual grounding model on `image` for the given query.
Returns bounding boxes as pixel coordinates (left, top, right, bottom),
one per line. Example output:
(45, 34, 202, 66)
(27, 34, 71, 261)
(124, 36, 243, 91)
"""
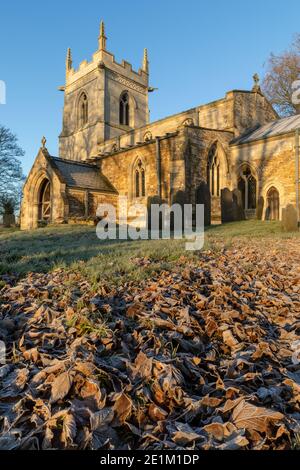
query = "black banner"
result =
(0, 450, 299, 467)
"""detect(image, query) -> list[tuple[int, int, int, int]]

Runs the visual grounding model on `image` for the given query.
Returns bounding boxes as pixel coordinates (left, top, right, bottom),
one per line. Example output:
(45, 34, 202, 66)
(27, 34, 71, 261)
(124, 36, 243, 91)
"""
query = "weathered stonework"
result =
(230, 134, 296, 220)
(59, 22, 149, 162)
(20, 23, 299, 230)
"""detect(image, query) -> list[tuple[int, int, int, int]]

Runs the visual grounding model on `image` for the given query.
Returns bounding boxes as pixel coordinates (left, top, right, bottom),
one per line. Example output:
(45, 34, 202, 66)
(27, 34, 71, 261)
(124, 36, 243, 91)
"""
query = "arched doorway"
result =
(38, 179, 51, 223)
(266, 187, 280, 220)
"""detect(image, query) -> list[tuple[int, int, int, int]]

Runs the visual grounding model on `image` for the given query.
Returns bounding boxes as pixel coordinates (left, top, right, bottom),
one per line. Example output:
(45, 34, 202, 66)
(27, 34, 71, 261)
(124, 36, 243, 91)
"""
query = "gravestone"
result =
(232, 189, 245, 221)
(147, 195, 164, 230)
(171, 190, 187, 231)
(3, 213, 15, 228)
(221, 188, 233, 223)
(195, 182, 211, 226)
(282, 204, 298, 232)
(221, 188, 245, 223)
(256, 196, 264, 220)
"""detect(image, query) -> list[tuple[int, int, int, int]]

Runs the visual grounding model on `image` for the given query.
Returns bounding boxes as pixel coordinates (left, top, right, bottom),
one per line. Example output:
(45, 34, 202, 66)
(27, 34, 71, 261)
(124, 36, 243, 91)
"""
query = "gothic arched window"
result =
(78, 92, 88, 128)
(238, 164, 257, 210)
(207, 143, 220, 197)
(120, 92, 129, 126)
(134, 159, 146, 197)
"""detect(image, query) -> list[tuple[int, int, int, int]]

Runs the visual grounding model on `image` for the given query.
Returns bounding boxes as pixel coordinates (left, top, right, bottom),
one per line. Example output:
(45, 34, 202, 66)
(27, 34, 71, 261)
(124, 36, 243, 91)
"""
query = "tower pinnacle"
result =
(99, 20, 107, 51)
(142, 48, 149, 74)
(66, 47, 72, 73)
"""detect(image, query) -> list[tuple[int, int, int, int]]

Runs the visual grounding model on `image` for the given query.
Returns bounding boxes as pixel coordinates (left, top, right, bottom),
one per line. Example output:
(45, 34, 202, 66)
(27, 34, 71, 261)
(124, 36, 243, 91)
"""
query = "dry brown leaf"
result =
(172, 424, 202, 446)
(80, 379, 104, 409)
(232, 400, 284, 432)
(148, 404, 168, 421)
(220, 397, 244, 413)
(205, 318, 218, 337)
(15, 368, 29, 390)
(218, 433, 249, 450)
(223, 330, 239, 349)
(203, 422, 225, 441)
(203, 422, 236, 441)
(90, 408, 114, 430)
(113, 392, 132, 424)
(132, 351, 153, 379)
(50, 371, 73, 404)
(23, 348, 39, 363)
(201, 395, 223, 408)
(61, 413, 77, 447)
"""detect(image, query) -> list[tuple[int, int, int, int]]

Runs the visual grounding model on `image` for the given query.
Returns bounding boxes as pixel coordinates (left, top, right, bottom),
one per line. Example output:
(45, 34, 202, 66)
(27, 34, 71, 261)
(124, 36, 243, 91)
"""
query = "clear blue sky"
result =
(1, 0, 300, 175)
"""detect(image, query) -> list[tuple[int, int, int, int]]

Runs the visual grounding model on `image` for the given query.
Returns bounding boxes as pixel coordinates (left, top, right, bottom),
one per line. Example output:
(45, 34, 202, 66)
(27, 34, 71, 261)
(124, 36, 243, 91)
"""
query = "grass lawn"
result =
(0, 220, 299, 285)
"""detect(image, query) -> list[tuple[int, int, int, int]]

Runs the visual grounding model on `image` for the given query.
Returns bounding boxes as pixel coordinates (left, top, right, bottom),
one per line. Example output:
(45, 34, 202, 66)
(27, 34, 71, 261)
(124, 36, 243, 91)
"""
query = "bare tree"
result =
(0, 125, 25, 204)
(262, 35, 300, 117)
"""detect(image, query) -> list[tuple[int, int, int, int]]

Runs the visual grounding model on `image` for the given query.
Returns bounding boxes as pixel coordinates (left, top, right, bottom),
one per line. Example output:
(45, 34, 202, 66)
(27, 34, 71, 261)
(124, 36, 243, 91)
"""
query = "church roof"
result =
(50, 157, 117, 192)
(233, 114, 300, 144)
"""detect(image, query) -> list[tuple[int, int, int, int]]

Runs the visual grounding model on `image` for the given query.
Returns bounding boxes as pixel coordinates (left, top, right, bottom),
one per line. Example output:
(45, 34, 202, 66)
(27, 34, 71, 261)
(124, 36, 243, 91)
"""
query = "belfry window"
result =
(207, 143, 220, 196)
(134, 159, 146, 197)
(120, 92, 129, 126)
(78, 93, 88, 128)
(238, 164, 257, 210)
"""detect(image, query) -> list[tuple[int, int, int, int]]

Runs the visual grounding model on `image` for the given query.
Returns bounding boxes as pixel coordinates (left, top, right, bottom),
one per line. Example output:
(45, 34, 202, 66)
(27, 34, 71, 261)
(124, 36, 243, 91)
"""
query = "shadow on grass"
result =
(0, 220, 298, 281)
(0, 225, 190, 281)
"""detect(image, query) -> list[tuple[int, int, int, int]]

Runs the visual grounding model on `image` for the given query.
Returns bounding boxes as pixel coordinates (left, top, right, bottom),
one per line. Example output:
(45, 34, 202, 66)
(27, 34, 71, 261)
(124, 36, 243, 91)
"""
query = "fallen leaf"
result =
(232, 400, 284, 432)
(113, 392, 132, 424)
(50, 371, 73, 404)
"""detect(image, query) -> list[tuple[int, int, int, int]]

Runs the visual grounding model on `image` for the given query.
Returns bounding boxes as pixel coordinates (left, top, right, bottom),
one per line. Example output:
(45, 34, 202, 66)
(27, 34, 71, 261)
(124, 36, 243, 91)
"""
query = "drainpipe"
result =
(84, 190, 89, 218)
(295, 129, 300, 225)
(155, 137, 162, 199)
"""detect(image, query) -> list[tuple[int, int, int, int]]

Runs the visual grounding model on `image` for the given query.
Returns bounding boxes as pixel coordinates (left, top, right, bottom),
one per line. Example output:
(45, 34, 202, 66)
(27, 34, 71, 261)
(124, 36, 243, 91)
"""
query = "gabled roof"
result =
(232, 114, 300, 145)
(50, 157, 117, 193)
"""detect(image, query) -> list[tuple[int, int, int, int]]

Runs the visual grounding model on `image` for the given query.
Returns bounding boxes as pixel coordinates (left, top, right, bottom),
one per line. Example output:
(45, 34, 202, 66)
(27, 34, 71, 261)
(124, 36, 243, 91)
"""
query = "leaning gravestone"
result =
(281, 204, 298, 232)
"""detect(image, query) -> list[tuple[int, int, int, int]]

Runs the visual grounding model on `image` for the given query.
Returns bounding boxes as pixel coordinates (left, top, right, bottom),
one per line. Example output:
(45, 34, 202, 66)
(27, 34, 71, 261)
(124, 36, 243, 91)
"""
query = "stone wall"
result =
(230, 133, 297, 220)
(98, 126, 234, 223)
(99, 136, 171, 204)
(68, 190, 86, 217)
(21, 149, 67, 230)
(182, 127, 233, 217)
(67, 189, 118, 220)
(59, 33, 149, 161)
(97, 108, 200, 156)
(97, 90, 276, 161)
(232, 91, 277, 136)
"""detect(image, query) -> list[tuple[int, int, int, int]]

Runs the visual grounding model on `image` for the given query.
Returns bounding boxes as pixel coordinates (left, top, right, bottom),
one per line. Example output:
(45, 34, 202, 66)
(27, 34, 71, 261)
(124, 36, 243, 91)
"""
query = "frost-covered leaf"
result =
(50, 371, 73, 404)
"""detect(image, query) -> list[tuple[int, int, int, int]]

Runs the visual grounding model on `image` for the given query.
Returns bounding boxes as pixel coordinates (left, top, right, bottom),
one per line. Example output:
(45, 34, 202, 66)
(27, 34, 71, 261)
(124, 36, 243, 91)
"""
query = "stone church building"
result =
(21, 22, 299, 229)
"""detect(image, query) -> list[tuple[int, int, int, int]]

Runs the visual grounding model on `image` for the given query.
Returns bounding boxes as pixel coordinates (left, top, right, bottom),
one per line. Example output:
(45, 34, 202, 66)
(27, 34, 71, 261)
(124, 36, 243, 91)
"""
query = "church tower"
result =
(59, 21, 150, 161)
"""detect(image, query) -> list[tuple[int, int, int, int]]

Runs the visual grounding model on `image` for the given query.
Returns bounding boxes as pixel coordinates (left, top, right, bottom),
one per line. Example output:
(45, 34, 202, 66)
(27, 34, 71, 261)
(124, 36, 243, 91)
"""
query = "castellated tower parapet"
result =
(59, 20, 150, 161)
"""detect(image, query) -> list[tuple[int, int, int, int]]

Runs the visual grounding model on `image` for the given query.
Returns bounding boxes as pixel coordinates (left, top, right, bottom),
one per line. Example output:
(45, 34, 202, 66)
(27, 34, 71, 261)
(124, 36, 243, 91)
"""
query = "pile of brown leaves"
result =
(0, 239, 300, 450)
